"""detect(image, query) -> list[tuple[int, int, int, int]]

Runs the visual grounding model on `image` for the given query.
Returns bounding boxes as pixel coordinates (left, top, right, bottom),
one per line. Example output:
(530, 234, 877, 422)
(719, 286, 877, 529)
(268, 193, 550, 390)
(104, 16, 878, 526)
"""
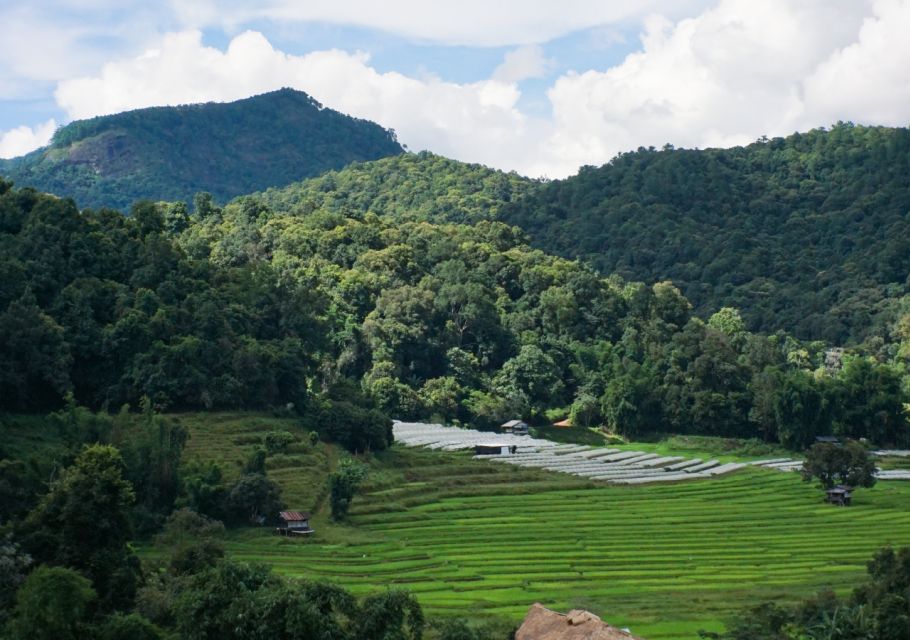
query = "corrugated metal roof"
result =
(279, 511, 311, 521)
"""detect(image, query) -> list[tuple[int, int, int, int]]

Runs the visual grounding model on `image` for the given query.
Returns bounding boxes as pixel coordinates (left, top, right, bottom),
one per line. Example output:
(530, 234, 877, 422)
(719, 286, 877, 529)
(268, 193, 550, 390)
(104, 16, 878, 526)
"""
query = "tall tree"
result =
(5, 566, 96, 640)
(22, 445, 139, 611)
(802, 440, 877, 491)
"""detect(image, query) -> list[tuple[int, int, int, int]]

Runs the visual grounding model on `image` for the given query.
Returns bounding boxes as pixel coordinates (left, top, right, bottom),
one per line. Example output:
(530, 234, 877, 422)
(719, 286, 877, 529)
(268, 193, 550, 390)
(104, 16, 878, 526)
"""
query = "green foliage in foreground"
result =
(3, 557, 424, 640)
(18, 444, 140, 611)
(713, 546, 910, 640)
(501, 124, 910, 343)
(5, 566, 97, 640)
(2, 88, 403, 211)
(166, 560, 423, 640)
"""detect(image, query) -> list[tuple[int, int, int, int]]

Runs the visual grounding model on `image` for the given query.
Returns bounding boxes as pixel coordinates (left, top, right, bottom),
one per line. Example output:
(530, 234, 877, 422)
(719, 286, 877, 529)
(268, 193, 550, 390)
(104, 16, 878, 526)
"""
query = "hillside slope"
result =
(1, 88, 403, 210)
(256, 150, 537, 224)
(500, 124, 910, 343)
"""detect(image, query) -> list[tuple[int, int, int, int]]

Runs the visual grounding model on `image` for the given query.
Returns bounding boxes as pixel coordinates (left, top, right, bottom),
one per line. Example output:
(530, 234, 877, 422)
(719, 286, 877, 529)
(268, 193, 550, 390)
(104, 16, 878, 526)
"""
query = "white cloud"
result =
(541, 0, 910, 176)
(54, 30, 542, 173)
(492, 45, 554, 83)
(169, 0, 714, 47)
(0, 4, 168, 92)
(0, 119, 56, 158)
(803, 0, 910, 126)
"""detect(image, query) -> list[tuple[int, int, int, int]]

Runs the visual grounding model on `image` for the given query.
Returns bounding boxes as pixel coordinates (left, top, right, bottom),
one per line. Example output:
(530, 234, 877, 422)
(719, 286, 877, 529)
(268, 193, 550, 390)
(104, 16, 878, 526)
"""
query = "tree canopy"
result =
(0, 176, 907, 447)
(501, 124, 910, 344)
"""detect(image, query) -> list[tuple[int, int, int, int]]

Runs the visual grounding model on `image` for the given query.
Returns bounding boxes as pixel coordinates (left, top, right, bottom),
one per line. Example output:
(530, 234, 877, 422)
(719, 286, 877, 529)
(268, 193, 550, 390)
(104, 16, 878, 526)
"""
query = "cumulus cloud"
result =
(0, 3, 168, 96)
(0, 119, 56, 158)
(55, 30, 542, 173)
(803, 0, 910, 126)
(492, 45, 555, 83)
(541, 0, 910, 176)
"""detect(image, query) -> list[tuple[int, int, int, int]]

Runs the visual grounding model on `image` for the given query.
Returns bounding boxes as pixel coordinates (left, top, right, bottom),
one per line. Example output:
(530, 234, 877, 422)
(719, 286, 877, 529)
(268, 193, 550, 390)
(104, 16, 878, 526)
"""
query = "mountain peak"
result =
(4, 90, 403, 211)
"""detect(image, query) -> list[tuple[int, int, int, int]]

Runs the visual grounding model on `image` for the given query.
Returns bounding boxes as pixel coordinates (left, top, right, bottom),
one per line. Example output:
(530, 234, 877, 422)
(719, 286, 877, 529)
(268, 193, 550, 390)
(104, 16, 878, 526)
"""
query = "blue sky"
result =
(1, 1, 908, 177)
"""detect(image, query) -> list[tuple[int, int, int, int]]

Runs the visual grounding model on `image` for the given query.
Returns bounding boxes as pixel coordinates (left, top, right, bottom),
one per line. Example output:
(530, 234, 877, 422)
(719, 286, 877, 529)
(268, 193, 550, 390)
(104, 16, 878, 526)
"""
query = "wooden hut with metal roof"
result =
(825, 485, 853, 506)
(501, 419, 529, 435)
(276, 511, 314, 535)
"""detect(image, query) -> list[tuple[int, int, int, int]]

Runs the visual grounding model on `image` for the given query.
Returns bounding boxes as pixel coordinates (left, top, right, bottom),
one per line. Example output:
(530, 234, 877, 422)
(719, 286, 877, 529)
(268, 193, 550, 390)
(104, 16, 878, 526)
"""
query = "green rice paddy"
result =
(203, 432, 910, 640)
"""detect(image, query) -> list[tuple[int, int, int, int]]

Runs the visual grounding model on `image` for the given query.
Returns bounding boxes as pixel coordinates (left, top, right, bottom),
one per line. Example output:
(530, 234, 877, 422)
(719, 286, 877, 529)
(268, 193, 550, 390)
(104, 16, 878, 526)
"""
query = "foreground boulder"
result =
(516, 603, 640, 640)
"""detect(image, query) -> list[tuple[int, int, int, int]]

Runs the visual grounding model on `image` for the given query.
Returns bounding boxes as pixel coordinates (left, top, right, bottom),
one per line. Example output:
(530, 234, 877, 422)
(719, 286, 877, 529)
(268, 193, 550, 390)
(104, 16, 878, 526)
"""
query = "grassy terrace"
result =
(209, 436, 910, 640)
(8, 413, 909, 638)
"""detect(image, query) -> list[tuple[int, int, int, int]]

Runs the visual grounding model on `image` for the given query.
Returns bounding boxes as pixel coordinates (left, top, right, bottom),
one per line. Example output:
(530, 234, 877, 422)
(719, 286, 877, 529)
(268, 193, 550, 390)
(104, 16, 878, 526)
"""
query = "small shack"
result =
(276, 511, 315, 536)
(475, 443, 516, 456)
(501, 419, 529, 435)
(825, 485, 853, 506)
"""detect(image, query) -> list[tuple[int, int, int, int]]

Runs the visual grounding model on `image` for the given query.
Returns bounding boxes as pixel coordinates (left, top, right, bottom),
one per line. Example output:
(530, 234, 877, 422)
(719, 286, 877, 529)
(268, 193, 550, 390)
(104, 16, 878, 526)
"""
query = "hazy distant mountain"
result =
(1, 88, 403, 211)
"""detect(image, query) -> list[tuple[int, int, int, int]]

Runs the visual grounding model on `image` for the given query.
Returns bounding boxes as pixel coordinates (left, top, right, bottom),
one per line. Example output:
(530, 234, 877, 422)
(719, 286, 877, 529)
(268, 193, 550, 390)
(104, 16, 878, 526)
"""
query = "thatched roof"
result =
(516, 603, 640, 640)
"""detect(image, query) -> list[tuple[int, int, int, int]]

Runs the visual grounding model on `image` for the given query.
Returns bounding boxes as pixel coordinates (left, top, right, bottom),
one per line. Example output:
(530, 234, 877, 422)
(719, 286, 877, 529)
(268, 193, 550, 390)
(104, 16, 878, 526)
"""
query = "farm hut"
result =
(553, 418, 572, 428)
(475, 443, 514, 456)
(276, 511, 314, 535)
(501, 419, 529, 435)
(825, 486, 853, 506)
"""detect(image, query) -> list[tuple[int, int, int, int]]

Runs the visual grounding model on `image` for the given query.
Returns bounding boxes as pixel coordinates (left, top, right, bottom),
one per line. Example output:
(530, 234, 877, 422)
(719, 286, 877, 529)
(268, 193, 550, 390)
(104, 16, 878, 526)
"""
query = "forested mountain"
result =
(2, 178, 907, 448)
(500, 124, 910, 344)
(0, 89, 403, 211)
(256, 150, 536, 224)
(5, 100, 906, 347)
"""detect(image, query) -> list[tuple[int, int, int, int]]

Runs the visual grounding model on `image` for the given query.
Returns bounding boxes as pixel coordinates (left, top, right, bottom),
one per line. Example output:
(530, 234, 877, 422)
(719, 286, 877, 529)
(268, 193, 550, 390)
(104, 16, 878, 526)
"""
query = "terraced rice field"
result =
(225, 444, 910, 640)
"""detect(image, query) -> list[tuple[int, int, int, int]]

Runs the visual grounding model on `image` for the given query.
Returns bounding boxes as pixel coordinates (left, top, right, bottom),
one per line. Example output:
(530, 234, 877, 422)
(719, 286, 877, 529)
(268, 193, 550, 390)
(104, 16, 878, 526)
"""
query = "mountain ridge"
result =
(1, 88, 404, 210)
(498, 123, 910, 343)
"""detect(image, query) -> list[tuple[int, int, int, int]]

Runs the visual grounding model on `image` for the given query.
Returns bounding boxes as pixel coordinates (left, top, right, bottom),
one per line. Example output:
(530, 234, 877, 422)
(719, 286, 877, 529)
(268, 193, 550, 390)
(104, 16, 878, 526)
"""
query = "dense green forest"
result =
(5, 94, 907, 349)
(256, 151, 535, 224)
(0, 89, 403, 211)
(500, 124, 910, 344)
(1, 177, 907, 448)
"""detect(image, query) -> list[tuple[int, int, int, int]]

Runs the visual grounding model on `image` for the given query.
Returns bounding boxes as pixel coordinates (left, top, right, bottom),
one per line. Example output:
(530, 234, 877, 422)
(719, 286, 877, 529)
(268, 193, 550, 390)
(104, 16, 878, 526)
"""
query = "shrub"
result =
(264, 430, 295, 454)
(315, 400, 392, 453)
(95, 613, 165, 640)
